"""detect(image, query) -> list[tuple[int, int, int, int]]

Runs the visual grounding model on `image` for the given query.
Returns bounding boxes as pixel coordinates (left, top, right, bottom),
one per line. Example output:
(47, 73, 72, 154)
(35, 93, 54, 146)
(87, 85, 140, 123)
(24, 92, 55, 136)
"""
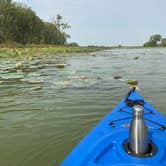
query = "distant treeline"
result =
(0, 0, 70, 45)
(144, 34, 166, 47)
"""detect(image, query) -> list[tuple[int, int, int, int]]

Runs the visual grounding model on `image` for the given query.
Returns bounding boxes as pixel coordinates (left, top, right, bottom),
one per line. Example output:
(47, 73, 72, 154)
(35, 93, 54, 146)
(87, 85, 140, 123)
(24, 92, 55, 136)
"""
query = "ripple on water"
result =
(0, 48, 166, 166)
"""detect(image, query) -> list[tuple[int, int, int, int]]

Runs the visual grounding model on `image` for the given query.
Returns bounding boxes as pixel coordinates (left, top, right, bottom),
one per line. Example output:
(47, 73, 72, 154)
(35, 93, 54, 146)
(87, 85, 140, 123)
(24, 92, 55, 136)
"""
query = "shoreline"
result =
(0, 45, 166, 59)
(0, 46, 111, 59)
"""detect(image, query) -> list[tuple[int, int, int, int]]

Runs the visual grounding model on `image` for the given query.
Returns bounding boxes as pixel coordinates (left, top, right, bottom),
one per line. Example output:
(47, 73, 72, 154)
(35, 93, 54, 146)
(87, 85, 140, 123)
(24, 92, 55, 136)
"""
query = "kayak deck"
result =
(61, 90, 166, 166)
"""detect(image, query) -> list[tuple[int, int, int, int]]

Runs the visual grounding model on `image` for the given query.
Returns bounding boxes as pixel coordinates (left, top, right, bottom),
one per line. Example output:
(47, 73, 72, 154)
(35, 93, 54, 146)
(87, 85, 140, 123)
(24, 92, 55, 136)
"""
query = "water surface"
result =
(0, 48, 166, 166)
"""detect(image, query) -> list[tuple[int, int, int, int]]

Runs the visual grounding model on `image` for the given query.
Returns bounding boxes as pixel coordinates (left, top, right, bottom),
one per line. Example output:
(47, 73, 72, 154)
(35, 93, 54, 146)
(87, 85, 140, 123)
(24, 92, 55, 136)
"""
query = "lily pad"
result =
(31, 86, 43, 91)
(0, 81, 4, 84)
(20, 77, 44, 84)
(1, 73, 24, 80)
(134, 56, 139, 60)
(113, 76, 122, 80)
(27, 72, 43, 77)
(29, 80, 44, 84)
(0, 70, 11, 74)
(97, 76, 102, 80)
(127, 80, 138, 85)
(15, 62, 23, 69)
(56, 64, 66, 68)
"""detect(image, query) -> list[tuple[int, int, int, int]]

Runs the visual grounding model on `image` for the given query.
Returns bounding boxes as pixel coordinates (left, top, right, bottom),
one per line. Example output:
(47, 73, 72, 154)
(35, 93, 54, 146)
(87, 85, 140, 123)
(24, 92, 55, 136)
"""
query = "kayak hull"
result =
(61, 90, 166, 166)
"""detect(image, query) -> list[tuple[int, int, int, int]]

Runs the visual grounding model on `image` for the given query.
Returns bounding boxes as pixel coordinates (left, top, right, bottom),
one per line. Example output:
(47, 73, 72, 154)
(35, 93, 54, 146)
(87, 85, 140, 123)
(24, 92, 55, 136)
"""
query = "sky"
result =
(14, 0, 166, 46)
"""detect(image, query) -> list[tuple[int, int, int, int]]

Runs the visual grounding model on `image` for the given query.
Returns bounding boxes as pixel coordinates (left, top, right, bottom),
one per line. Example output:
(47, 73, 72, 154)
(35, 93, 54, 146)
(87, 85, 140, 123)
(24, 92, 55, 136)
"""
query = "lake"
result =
(0, 48, 166, 166)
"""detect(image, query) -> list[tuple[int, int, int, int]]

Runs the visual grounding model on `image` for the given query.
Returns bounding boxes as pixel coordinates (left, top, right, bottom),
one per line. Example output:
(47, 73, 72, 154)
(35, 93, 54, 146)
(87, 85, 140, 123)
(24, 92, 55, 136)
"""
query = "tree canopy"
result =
(143, 34, 166, 47)
(161, 38, 166, 47)
(0, 0, 70, 45)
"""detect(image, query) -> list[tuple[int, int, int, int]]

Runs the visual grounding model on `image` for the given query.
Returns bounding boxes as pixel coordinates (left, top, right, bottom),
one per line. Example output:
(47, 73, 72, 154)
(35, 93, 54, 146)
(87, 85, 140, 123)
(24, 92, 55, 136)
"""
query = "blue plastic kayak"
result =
(61, 88, 166, 166)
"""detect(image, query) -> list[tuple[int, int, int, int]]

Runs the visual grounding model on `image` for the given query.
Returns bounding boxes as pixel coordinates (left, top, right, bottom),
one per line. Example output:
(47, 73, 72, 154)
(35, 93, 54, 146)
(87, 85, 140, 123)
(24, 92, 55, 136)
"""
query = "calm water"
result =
(0, 48, 166, 166)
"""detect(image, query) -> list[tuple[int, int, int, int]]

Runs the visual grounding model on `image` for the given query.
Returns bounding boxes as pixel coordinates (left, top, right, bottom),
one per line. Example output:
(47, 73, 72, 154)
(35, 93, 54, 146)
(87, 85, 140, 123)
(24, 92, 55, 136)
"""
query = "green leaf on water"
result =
(15, 62, 23, 69)
(0, 81, 4, 84)
(1, 73, 24, 80)
(56, 64, 66, 68)
(20, 77, 44, 84)
(127, 80, 138, 85)
(31, 86, 43, 91)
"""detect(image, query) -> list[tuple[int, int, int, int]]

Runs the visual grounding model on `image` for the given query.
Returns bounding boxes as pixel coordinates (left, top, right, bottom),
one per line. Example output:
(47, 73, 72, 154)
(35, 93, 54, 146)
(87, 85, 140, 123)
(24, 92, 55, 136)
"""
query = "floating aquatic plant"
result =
(113, 76, 122, 80)
(56, 64, 66, 68)
(127, 80, 138, 85)
(0, 81, 4, 84)
(15, 62, 23, 69)
(20, 77, 44, 84)
(31, 86, 43, 91)
(1, 72, 24, 80)
(0, 46, 109, 59)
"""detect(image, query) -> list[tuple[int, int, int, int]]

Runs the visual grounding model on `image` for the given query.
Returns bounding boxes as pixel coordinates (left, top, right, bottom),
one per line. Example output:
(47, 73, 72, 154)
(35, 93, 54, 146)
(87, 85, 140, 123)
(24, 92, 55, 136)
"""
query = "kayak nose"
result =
(129, 105, 149, 156)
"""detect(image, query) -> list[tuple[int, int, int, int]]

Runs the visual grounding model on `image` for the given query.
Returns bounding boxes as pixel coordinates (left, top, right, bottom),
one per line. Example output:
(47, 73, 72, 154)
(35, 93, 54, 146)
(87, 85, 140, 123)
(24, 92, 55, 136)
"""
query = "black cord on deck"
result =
(109, 88, 166, 131)
(125, 87, 136, 102)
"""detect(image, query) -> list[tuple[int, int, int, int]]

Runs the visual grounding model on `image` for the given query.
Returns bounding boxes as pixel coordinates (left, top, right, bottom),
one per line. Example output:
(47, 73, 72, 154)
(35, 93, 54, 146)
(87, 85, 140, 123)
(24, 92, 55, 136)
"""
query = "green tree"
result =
(54, 14, 71, 45)
(0, 1, 70, 45)
(43, 22, 59, 44)
(150, 34, 161, 45)
(161, 38, 166, 47)
(144, 34, 162, 47)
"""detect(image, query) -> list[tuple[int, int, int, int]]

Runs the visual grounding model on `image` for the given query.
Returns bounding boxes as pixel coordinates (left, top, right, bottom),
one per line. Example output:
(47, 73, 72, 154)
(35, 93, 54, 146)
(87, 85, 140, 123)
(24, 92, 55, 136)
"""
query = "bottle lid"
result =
(133, 105, 144, 116)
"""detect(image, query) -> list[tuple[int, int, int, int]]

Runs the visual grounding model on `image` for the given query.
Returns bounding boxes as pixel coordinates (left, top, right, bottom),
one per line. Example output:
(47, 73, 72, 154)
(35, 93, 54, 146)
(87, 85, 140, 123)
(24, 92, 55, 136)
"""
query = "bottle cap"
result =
(133, 105, 144, 116)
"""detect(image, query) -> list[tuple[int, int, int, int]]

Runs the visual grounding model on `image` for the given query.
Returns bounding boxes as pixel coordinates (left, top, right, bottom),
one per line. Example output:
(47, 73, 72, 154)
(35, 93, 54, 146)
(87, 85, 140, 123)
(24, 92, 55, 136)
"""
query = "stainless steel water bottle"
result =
(129, 105, 149, 156)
